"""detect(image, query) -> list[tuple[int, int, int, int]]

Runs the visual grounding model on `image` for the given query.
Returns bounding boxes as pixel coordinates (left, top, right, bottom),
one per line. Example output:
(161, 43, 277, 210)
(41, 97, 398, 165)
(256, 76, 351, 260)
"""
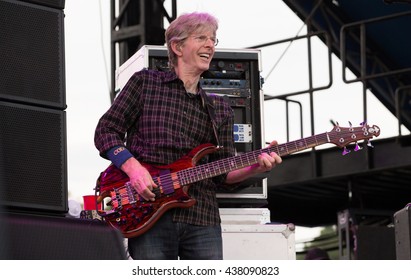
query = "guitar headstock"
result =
(328, 122, 380, 153)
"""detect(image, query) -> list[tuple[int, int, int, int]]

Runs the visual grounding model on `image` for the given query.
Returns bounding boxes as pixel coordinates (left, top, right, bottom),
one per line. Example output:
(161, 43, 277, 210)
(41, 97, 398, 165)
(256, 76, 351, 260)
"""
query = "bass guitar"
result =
(95, 123, 380, 238)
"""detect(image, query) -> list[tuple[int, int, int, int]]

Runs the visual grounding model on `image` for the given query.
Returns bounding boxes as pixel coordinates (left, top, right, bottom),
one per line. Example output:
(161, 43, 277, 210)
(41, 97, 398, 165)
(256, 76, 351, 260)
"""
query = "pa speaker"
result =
(0, 213, 127, 259)
(0, 0, 65, 109)
(355, 225, 396, 260)
(394, 204, 411, 259)
(22, 0, 65, 9)
(0, 101, 67, 213)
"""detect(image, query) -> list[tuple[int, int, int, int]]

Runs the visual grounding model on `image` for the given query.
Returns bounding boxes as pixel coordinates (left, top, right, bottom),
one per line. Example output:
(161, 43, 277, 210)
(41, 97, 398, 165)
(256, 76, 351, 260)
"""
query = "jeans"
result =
(128, 211, 223, 260)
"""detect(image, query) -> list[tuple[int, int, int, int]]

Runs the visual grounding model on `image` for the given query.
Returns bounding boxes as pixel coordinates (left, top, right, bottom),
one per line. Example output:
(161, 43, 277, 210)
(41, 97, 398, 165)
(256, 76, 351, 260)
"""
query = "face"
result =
(177, 30, 216, 75)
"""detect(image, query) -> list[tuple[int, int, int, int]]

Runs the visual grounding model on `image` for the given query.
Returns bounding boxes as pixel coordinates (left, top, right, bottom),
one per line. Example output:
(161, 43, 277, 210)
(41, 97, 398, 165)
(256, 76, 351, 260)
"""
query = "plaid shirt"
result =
(95, 69, 235, 226)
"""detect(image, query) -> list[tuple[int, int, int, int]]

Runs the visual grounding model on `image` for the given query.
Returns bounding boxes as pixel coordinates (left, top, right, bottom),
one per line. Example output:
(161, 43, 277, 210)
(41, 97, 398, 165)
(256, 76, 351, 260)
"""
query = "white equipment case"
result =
(220, 208, 296, 260)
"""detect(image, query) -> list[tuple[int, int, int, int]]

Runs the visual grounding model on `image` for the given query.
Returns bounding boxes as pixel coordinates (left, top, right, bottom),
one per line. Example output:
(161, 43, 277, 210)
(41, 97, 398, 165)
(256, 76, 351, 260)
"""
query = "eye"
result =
(192, 35, 218, 46)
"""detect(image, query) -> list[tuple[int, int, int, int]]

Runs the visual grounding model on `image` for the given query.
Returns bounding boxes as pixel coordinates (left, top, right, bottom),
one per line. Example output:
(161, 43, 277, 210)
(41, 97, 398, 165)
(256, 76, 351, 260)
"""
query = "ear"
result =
(171, 41, 182, 56)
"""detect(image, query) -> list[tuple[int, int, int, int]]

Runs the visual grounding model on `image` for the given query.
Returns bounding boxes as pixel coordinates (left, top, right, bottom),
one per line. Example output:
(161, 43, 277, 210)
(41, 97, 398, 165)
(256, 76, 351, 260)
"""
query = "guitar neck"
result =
(178, 132, 329, 185)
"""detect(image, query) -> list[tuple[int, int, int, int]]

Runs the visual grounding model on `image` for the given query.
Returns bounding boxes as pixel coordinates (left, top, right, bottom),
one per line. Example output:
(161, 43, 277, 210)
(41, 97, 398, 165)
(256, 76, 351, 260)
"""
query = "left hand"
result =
(256, 140, 282, 172)
(224, 140, 283, 185)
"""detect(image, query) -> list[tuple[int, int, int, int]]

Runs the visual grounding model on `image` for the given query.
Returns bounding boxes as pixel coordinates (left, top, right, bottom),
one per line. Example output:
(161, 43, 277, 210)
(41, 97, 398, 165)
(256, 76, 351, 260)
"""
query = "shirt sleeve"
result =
(94, 71, 144, 159)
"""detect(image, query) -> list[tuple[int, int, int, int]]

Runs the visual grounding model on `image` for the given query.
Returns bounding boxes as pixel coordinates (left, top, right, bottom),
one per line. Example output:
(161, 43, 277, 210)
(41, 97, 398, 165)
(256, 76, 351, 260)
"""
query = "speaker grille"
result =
(0, 0, 65, 109)
(356, 225, 396, 260)
(0, 101, 67, 212)
(1, 213, 127, 260)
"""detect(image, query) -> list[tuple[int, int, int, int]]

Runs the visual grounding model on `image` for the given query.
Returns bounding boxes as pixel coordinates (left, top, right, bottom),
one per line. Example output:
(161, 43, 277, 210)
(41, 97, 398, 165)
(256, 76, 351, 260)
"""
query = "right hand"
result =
(121, 157, 157, 201)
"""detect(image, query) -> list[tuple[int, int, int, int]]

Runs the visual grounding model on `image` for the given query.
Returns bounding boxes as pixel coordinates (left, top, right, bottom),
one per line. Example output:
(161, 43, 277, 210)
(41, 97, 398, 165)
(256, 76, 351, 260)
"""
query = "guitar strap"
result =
(200, 91, 222, 148)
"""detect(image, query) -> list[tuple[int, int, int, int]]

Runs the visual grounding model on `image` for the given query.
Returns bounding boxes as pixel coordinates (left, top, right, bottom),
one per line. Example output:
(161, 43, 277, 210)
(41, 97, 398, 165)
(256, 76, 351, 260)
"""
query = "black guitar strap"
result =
(200, 91, 222, 148)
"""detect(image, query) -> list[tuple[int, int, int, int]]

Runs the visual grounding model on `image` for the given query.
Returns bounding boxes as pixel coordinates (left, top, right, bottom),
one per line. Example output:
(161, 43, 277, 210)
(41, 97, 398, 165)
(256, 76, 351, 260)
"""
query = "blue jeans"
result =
(128, 211, 222, 260)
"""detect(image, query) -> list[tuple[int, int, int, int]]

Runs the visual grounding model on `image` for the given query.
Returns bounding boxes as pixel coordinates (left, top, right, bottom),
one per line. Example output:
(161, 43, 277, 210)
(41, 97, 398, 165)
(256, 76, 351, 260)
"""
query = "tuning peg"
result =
(367, 140, 374, 148)
(360, 121, 367, 127)
(354, 143, 362, 151)
(348, 121, 354, 131)
(342, 147, 351, 155)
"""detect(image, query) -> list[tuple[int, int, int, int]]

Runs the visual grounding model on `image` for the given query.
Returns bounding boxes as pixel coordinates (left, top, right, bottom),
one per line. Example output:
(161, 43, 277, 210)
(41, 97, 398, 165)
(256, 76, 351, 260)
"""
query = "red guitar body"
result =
(96, 143, 219, 238)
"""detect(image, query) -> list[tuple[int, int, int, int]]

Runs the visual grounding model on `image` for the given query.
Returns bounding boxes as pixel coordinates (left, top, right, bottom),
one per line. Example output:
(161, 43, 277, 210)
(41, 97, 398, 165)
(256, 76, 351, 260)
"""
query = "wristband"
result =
(106, 145, 133, 168)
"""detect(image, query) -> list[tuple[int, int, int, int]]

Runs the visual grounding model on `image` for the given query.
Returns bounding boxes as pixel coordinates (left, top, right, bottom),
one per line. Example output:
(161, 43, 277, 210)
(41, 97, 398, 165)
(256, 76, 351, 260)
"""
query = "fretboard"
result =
(177, 132, 329, 185)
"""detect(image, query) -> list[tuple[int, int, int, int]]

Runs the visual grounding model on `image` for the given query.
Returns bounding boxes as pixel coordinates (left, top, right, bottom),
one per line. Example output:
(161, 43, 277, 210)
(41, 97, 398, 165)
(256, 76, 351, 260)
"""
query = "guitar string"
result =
(115, 127, 373, 203)
(167, 129, 371, 186)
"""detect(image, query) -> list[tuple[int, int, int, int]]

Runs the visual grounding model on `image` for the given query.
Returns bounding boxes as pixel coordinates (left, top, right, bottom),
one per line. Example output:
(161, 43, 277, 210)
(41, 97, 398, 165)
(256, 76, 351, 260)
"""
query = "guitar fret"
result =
(244, 153, 251, 166)
(195, 166, 203, 182)
(281, 144, 288, 155)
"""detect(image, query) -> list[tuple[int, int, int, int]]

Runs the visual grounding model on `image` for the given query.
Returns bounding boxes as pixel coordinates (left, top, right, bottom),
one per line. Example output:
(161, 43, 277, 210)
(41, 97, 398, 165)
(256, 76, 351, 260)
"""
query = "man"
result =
(94, 12, 282, 260)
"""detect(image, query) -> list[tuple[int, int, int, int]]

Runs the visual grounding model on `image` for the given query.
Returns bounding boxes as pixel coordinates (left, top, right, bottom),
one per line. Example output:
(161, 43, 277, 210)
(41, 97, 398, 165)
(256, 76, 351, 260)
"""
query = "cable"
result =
(264, 0, 324, 83)
(264, 22, 306, 82)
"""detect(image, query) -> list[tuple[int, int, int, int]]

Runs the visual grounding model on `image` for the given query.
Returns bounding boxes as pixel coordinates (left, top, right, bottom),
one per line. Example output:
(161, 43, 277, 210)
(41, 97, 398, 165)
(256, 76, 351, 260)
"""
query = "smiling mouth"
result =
(199, 53, 210, 59)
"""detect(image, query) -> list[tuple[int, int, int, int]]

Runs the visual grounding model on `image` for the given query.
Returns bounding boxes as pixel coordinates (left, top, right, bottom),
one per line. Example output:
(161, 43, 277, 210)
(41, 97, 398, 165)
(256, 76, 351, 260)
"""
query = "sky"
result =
(63, 1, 402, 243)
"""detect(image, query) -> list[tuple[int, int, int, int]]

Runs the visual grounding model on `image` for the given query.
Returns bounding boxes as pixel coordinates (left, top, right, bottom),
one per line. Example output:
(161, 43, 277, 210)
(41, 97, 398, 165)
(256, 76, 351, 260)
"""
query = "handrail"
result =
(340, 10, 411, 84)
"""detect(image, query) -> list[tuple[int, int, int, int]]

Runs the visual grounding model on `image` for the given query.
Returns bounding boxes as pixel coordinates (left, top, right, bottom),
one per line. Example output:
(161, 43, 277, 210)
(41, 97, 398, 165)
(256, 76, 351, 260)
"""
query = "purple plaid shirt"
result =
(94, 69, 235, 225)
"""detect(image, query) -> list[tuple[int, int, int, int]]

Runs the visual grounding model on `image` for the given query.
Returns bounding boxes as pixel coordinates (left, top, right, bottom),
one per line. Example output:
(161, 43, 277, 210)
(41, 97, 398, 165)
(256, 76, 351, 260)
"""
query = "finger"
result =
(141, 175, 157, 190)
(141, 188, 156, 201)
(264, 158, 275, 169)
(268, 140, 278, 147)
(136, 187, 155, 201)
(258, 153, 273, 169)
(257, 154, 265, 166)
(149, 177, 158, 189)
(260, 152, 282, 170)
(271, 152, 282, 164)
(133, 181, 155, 201)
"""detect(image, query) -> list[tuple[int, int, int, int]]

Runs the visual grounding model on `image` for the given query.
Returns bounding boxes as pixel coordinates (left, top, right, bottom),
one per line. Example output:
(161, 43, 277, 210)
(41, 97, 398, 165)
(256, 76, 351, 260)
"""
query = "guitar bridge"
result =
(125, 182, 137, 204)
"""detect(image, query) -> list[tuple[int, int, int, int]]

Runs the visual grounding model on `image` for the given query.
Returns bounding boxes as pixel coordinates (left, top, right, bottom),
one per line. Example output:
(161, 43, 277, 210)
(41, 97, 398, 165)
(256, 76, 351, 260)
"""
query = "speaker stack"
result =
(0, 0, 67, 214)
(0, 1, 130, 260)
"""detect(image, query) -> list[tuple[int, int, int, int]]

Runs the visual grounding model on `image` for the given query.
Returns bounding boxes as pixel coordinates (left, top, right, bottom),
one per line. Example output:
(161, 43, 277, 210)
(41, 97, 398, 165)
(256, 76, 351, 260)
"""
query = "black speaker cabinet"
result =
(21, 0, 65, 9)
(0, 101, 67, 213)
(0, 0, 65, 109)
(338, 209, 396, 260)
(0, 213, 127, 259)
(355, 225, 396, 260)
(394, 204, 411, 259)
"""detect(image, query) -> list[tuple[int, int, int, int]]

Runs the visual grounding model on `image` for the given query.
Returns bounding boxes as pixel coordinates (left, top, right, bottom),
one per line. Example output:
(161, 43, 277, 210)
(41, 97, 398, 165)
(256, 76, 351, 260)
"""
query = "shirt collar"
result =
(162, 70, 205, 98)
(162, 70, 179, 83)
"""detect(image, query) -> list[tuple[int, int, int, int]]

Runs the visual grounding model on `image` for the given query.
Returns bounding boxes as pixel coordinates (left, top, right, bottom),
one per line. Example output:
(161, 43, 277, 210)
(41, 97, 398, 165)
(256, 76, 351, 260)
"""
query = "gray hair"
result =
(165, 12, 218, 69)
